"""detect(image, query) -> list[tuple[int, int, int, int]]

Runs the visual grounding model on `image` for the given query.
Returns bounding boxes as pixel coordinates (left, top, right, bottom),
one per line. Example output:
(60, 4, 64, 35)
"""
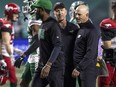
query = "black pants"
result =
(64, 65, 76, 87)
(79, 62, 98, 87)
(31, 69, 64, 87)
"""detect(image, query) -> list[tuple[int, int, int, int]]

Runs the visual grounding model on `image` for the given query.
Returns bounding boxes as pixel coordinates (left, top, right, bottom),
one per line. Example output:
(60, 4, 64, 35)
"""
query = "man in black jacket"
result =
(72, 3, 100, 87)
(53, 2, 79, 87)
(30, 0, 65, 87)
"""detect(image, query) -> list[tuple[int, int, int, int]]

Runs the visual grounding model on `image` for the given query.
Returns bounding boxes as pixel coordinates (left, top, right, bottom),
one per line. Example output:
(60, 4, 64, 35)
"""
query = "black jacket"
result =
(73, 20, 100, 71)
(60, 21, 78, 66)
(39, 17, 64, 70)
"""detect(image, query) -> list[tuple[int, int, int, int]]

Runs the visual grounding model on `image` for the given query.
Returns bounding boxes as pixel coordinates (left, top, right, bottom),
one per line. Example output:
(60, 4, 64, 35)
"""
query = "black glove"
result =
(14, 56, 24, 68)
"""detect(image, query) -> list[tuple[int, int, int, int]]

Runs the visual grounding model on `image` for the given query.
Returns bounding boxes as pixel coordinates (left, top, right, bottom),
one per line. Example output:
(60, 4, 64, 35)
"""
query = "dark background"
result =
(0, 0, 110, 38)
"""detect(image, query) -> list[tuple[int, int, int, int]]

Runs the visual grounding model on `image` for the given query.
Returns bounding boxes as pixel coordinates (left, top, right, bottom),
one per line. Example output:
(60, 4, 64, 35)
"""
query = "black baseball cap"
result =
(112, 1, 116, 8)
(53, 2, 65, 10)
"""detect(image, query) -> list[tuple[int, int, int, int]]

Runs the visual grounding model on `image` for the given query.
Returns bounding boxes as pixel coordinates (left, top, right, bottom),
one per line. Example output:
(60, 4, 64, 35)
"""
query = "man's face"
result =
(54, 8, 67, 22)
(75, 6, 88, 23)
(36, 7, 44, 20)
(12, 13, 19, 22)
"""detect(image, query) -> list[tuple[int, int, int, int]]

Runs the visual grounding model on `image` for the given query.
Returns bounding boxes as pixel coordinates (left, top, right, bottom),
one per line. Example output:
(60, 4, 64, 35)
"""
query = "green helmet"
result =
(31, 0, 52, 10)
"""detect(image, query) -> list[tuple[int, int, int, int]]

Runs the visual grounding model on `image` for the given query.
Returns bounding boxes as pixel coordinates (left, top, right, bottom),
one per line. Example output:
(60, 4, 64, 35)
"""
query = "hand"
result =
(72, 68, 80, 78)
(97, 56, 102, 61)
(14, 56, 24, 68)
(0, 60, 7, 70)
(16, 50, 23, 56)
(40, 64, 51, 78)
(14, 48, 23, 56)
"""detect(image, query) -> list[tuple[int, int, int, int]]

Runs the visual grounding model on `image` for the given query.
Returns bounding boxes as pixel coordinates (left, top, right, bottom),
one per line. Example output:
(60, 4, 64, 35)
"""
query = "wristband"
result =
(45, 64, 51, 68)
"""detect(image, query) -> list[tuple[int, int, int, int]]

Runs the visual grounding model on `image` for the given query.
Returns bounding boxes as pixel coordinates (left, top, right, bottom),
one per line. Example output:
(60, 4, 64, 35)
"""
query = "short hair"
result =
(75, 4, 89, 13)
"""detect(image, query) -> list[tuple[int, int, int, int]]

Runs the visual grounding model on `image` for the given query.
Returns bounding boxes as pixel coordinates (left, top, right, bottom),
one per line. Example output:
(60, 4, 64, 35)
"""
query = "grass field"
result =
(3, 65, 49, 87)
(4, 65, 25, 87)
(2, 65, 112, 87)
(3, 65, 96, 87)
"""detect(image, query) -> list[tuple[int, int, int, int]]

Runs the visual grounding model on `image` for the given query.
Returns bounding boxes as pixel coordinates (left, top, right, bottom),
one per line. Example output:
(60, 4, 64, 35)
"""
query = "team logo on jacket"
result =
(38, 29, 45, 39)
(77, 35, 81, 38)
(69, 30, 74, 33)
(56, 36, 59, 39)
(104, 24, 112, 28)
(4, 24, 11, 28)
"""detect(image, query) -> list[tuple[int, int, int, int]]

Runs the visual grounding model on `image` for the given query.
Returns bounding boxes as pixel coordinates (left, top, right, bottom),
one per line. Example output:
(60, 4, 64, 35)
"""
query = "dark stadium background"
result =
(0, 0, 111, 87)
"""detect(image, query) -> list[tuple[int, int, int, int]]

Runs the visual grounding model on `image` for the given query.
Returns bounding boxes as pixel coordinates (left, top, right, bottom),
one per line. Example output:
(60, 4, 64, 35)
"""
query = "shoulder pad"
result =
(100, 18, 116, 29)
(1, 19, 12, 29)
(2, 23, 12, 29)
